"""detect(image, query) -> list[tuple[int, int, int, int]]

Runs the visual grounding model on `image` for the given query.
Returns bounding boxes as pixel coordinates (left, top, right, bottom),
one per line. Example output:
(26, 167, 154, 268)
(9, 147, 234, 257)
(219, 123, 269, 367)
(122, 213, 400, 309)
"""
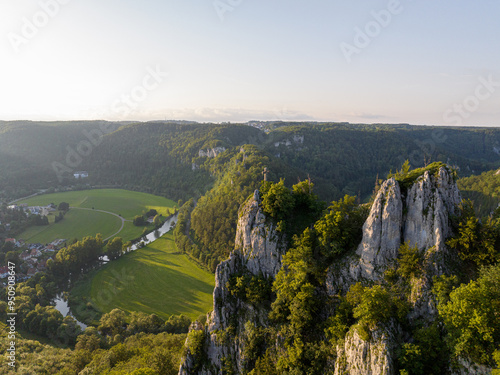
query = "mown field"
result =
(18, 209, 122, 244)
(70, 232, 214, 321)
(17, 189, 177, 243)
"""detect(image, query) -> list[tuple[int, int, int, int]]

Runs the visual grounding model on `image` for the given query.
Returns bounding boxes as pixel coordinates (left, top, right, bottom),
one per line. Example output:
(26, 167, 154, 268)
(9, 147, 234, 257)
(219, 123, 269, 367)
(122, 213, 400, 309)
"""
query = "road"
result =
(69, 207, 132, 241)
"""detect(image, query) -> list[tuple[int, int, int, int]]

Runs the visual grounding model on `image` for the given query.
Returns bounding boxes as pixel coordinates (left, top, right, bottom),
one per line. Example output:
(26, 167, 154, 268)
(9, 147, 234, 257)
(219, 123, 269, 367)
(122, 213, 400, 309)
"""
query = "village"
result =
(0, 202, 67, 283)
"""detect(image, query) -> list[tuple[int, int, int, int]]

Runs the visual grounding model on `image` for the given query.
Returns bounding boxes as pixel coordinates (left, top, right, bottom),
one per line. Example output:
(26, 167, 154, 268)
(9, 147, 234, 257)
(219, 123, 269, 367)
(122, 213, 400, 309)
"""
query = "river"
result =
(53, 213, 178, 329)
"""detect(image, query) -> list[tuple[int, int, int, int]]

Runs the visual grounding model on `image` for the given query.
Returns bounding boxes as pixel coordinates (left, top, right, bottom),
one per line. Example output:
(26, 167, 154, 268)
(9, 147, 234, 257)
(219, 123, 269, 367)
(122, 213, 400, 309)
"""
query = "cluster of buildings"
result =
(7, 203, 57, 216)
(0, 238, 66, 281)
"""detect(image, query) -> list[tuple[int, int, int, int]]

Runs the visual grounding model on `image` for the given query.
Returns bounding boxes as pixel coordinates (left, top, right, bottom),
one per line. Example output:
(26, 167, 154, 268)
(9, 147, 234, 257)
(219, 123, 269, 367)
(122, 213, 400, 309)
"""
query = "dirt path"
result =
(69, 207, 131, 241)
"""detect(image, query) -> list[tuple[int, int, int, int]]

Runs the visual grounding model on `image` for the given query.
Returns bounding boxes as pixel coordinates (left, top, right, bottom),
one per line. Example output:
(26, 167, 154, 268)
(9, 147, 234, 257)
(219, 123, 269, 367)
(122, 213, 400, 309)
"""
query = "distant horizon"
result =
(1, 118, 499, 128)
(2, 1, 499, 127)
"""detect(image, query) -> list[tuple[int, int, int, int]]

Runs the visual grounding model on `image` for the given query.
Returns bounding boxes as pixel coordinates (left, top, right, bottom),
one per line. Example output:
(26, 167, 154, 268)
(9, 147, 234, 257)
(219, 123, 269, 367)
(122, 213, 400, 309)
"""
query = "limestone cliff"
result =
(180, 166, 492, 375)
(330, 167, 461, 297)
(334, 322, 402, 375)
(327, 166, 462, 375)
(179, 190, 286, 375)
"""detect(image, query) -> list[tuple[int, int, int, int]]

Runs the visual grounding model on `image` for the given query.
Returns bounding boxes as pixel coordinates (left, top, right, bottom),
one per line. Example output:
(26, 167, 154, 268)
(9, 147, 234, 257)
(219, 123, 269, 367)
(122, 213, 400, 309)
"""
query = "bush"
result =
(439, 264, 500, 365)
(397, 242, 423, 280)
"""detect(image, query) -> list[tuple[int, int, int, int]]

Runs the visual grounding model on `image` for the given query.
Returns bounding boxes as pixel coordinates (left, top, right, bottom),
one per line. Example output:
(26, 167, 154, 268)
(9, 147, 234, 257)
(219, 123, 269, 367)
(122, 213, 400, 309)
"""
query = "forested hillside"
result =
(3, 121, 500, 271)
(181, 164, 500, 375)
(458, 169, 500, 217)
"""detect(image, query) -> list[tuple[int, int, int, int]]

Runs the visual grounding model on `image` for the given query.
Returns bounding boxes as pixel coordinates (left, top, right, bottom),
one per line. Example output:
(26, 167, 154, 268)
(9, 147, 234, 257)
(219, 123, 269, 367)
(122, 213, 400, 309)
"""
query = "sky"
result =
(0, 0, 499, 126)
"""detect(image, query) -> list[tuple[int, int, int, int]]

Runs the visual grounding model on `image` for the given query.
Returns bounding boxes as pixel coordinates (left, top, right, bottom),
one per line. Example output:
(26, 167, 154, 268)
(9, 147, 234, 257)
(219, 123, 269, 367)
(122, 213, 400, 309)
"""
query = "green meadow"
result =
(17, 189, 177, 243)
(70, 233, 214, 321)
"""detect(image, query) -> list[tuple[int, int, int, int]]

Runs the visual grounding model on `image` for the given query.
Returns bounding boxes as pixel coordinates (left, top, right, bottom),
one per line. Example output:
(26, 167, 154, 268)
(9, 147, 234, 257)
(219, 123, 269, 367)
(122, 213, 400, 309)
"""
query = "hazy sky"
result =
(1, 1, 499, 125)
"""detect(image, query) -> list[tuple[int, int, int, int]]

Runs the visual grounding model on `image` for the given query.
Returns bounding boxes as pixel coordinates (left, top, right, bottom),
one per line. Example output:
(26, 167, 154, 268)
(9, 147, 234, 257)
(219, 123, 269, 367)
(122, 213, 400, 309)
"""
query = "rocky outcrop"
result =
(353, 177, 403, 281)
(180, 190, 286, 375)
(335, 323, 401, 375)
(329, 167, 461, 296)
(234, 190, 282, 278)
(198, 147, 226, 158)
(327, 166, 462, 375)
(181, 166, 468, 375)
(451, 357, 493, 375)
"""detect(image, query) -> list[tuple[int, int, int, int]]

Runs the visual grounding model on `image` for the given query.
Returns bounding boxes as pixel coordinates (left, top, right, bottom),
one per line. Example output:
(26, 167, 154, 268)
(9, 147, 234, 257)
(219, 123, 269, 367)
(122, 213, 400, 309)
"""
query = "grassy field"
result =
(70, 232, 214, 321)
(19, 189, 177, 220)
(19, 209, 122, 244)
(17, 189, 177, 243)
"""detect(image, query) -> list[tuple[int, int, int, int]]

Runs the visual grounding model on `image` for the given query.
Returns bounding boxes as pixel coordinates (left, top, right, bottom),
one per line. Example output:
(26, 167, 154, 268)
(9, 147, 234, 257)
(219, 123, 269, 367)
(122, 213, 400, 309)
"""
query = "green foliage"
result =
(250, 350, 278, 375)
(77, 332, 186, 375)
(344, 282, 408, 341)
(493, 350, 500, 374)
(352, 285, 394, 339)
(260, 179, 295, 223)
(270, 228, 329, 374)
(185, 329, 206, 371)
(98, 308, 127, 336)
(397, 242, 424, 280)
(164, 314, 192, 334)
(315, 195, 368, 260)
(398, 323, 449, 375)
(325, 297, 355, 345)
(447, 199, 500, 268)
(107, 236, 124, 260)
(431, 274, 460, 306)
(51, 234, 104, 277)
(226, 271, 273, 305)
(388, 161, 454, 191)
(439, 264, 500, 365)
(59, 202, 70, 211)
(458, 168, 500, 217)
(133, 215, 147, 226)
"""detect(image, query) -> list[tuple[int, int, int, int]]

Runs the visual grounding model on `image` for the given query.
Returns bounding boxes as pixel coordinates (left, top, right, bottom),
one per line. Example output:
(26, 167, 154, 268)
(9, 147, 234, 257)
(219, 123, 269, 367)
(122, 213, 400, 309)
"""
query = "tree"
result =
(447, 200, 499, 268)
(315, 195, 367, 260)
(133, 215, 146, 226)
(107, 237, 123, 260)
(260, 179, 294, 224)
(153, 214, 162, 227)
(439, 264, 500, 365)
(397, 242, 423, 280)
(58, 202, 70, 211)
(1, 241, 15, 253)
(98, 309, 127, 336)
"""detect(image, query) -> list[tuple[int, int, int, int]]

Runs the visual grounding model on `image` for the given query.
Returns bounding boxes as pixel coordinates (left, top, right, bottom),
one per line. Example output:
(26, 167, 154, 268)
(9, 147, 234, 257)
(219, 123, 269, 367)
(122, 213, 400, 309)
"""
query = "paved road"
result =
(8, 190, 48, 205)
(69, 207, 132, 241)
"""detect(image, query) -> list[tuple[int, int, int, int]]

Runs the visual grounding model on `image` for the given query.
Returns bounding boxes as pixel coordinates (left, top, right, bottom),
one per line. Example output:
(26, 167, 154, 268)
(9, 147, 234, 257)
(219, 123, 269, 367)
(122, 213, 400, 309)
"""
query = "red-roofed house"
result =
(0, 266, 9, 278)
(21, 251, 31, 261)
(27, 268, 37, 277)
(30, 249, 42, 258)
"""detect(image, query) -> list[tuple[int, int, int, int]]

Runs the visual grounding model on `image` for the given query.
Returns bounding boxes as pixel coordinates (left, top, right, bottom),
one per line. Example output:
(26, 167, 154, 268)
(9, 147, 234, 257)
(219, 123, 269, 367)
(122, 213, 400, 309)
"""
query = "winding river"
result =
(53, 213, 178, 329)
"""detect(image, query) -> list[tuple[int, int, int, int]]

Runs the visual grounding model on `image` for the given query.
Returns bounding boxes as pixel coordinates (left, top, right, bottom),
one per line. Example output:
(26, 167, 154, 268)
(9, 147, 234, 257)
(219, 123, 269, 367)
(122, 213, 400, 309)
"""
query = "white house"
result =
(74, 171, 89, 179)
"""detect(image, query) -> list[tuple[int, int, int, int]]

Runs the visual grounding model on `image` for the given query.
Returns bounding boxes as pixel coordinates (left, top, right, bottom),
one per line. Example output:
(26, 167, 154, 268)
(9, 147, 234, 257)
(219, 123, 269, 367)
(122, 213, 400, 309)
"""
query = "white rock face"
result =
(234, 190, 283, 278)
(335, 324, 399, 375)
(198, 147, 226, 158)
(451, 357, 493, 375)
(181, 167, 466, 375)
(180, 190, 285, 375)
(353, 177, 403, 281)
(347, 167, 461, 286)
(404, 169, 461, 253)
